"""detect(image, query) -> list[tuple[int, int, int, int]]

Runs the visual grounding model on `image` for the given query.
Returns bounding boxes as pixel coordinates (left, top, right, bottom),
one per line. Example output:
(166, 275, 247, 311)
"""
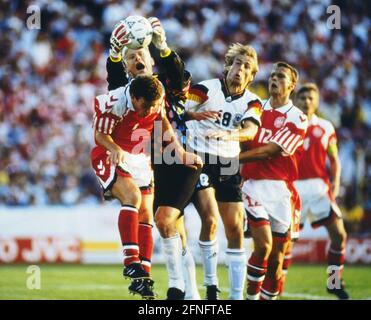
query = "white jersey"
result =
(93, 84, 132, 133)
(185, 78, 262, 158)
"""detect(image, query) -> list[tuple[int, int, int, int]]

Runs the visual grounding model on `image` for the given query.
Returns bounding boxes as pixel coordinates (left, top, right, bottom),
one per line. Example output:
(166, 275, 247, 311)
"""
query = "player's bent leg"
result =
(326, 217, 347, 252)
(155, 206, 180, 238)
(261, 238, 289, 300)
(325, 217, 349, 299)
(111, 176, 143, 274)
(219, 201, 246, 300)
(111, 176, 155, 299)
(155, 206, 185, 300)
(218, 201, 244, 248)
(193, 188, 220, 299)
(246, 224, 272, 300)
(138, 193, 154, 275)
(193, 188, 219, 241)
(176, 216, 187, 249)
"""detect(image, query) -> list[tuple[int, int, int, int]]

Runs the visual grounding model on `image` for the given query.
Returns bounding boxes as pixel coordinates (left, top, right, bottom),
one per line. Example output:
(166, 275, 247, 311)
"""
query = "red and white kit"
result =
(294, 114, 341, 228)
(91, 84, 162, 198)
(241, 99, 307, 240)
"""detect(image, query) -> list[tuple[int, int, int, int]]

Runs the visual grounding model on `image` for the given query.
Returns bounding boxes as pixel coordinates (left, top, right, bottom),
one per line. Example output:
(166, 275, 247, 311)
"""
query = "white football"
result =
(123, 15, 153, 50)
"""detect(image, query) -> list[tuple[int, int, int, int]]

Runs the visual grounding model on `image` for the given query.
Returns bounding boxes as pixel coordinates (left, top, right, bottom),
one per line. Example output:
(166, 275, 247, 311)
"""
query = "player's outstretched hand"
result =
(106, 147, 125, 165)
(110, 20, 131, 58)
(187, 111, 220, 121)
(148, 17, 168, 51)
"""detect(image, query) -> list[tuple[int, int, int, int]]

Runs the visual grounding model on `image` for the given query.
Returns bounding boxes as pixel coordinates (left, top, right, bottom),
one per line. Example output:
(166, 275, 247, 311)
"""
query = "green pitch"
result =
(0, 264, 370, 300)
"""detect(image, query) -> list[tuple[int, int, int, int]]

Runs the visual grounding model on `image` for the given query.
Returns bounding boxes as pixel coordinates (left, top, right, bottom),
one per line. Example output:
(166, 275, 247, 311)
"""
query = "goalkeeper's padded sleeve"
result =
(106, 56, 129, 90)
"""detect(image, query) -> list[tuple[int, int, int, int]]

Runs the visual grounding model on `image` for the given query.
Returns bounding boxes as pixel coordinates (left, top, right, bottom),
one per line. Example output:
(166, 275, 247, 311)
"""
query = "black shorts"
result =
(153, 163, 202, 212)
(193, 153, 242, 202)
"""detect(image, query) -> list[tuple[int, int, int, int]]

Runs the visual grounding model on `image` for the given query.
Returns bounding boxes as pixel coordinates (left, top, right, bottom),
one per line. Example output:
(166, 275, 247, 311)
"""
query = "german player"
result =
(185, 43, 262, 300)
(107, 18, 209, 300)
(240, 62, 307, 300)
(290, 83, 349, 299)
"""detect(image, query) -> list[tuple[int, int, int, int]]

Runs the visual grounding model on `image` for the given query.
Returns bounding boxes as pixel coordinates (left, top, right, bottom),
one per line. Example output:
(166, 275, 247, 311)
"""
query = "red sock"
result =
(261, 275, 281, 300)
(138, 223, 153, 274)
(327, 246, 346, 280)
(118, 205, 140, 266)
(246, 254, 268, 300)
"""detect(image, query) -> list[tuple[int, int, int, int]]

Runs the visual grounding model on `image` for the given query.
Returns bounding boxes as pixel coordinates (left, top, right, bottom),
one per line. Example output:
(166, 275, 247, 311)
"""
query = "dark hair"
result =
(129, 76, 164, 108)
(297, 82, 319, 96)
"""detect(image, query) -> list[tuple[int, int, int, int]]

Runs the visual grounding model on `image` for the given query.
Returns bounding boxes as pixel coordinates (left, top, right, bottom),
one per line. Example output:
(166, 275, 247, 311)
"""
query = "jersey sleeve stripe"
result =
(110, 118, 117, 134)
(281, 133, 296, 149)
(276, 130, 292, 146)
(104, 117, 109, 134)
(286, 135, 301, 154)
(98, 118, 103, 132)
(271, 127, 288, 141)
(292, 137, 304, 152)
(188, 84, 209, 102)
(187, 93, 206, 104)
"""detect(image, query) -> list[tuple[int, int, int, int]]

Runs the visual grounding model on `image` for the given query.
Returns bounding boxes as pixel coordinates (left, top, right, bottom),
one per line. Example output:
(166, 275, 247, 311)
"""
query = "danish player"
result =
(185, 43, 262, 300)
(291, 83, 348, 299)
(240, 62, 307, 300)
(91, 76, 197, 299)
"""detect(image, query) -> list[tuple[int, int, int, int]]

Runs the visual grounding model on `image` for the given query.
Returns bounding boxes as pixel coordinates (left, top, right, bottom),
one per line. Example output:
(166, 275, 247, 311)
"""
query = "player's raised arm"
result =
(106, 20, 131, 90)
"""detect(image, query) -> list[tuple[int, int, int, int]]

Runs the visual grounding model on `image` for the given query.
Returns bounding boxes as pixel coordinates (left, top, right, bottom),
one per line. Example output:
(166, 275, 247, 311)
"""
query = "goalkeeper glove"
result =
(148, 17, 169, 52)
(110, 20, 131, 59)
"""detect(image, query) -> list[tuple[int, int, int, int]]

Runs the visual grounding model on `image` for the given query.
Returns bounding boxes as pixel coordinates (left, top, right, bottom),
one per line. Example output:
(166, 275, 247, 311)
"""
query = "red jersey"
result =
(91, 84, 162, 159)
(298, 114, 337, 182)
(241, 99, 308, 182)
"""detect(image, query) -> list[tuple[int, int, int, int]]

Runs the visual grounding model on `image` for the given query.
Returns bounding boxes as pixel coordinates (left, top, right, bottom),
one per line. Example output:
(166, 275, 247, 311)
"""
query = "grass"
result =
(0, 264, 370, 300)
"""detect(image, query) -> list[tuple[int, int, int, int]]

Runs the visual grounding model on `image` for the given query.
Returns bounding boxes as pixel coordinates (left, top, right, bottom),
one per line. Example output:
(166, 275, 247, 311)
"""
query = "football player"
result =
(92, 76, 165, 299)
(185, 43, 262, 300)
(285, 83, 348, 299)
(240, 62, 307, 300)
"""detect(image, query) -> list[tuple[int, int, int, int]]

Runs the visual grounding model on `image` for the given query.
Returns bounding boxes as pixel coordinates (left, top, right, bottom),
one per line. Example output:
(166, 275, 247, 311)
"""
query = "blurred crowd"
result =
(0, 0, 370, 233)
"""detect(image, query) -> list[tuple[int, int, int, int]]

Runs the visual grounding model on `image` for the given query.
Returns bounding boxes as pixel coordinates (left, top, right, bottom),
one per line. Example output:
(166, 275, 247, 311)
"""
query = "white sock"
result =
(199, 239, 219, 286)
(162, 234, 184, 291)
(226, 248, 246, 300)
(182, 247, 201, 300)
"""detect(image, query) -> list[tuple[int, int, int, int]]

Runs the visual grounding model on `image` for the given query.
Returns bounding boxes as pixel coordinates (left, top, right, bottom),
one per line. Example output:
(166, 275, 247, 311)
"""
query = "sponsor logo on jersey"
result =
(312, 127, 323, 138)
(233, 113, 243, 126)
(274, 116, 286, 128)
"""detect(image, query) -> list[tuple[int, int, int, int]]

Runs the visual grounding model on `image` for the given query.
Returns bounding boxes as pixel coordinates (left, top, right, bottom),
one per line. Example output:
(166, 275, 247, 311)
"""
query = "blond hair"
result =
(224, 43, 259, 79)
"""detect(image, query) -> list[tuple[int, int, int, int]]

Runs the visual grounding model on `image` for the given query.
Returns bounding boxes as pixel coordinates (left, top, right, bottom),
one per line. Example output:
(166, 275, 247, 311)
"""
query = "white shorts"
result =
(294, 178, 341, 228)
(92, 150, 153, 199)
(242, 179, 295, 240)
